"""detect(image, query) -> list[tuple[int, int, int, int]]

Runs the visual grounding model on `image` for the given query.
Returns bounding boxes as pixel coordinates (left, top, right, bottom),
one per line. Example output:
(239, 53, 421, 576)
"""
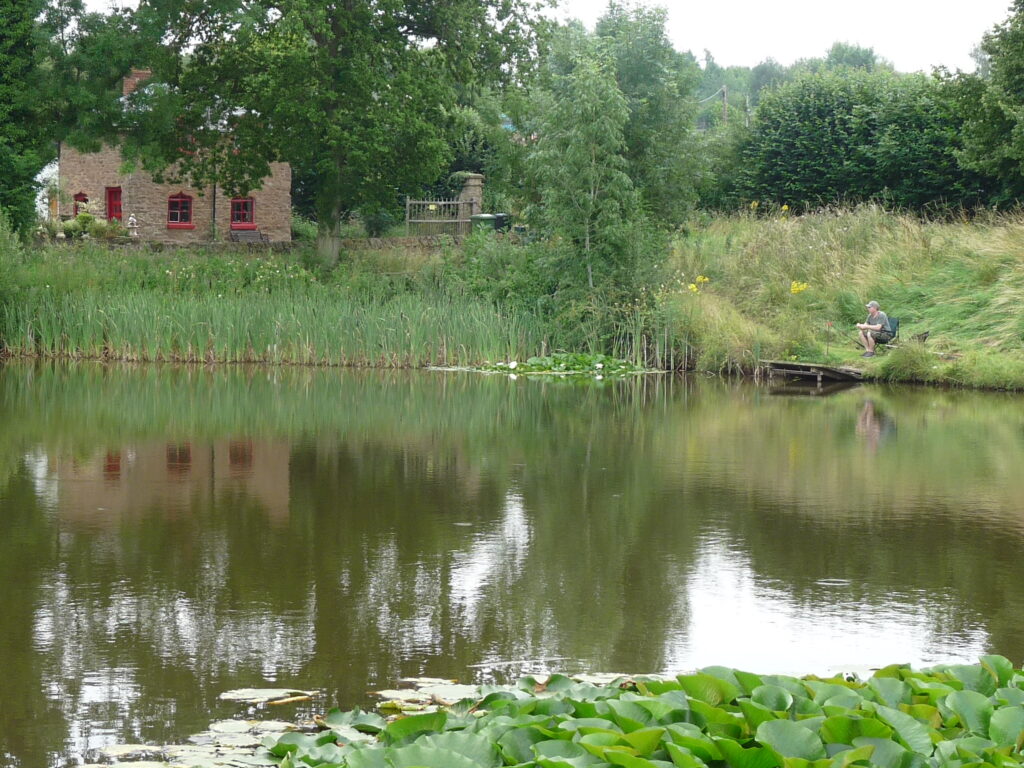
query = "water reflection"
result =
(1, 363, 1023, 767)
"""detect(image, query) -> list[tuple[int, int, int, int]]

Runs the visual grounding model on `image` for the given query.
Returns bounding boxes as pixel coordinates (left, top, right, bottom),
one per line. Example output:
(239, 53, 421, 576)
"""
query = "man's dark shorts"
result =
(870, 330, 894, 343)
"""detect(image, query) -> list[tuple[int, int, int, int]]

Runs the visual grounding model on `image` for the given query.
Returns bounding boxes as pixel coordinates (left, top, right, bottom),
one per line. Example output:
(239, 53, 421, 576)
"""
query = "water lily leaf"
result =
(850, 737, 907, 768)
(756, 719, 827, 761)
(995, 687, 1024, 707)
(210, 719, 255, 734)
(498, 726, 550, 764)
(417, 731, 502, 767)
(872, 705, 934, 755)
(644, 680, 685, 695)
(868, 678, 911, 708)
(579, 730, 631, 753)
(323, 707, 387, 734)
(388, 744, 483, 768)
(986, 706, 1024, 747)
(752, 686, 795, 713)
(219, 688, 316, 704)
(534, 738, 601, 767)
(905, 679, 955, 706)
(942, 666, 997, 696)
(382, 710, 447, 744)
(702, 668, 744, 691)
(267, 732, 317, 758)
(740, 700, 778, 731)
(664, 724, 722, 763)
(827, 743, 875, 768)
(900, 705, 941, 729)
(804, 683, 857, 707)
(688, 700, 744, 738)
(715, 737, 781, 768)
(945, 690, 994, 736)
(678, 674, 741, 706)
(762, 677, 809, 700)
(735, 672, 767, 697)
(665, 743, 710, 768)
(607, 700, 657, 733)
(418, 683, 481, 702)
(980, 656, 1014, 688)
(607, 752, 670, 768)
(621, 727, 666, 756)
(631, 695, 689, 723)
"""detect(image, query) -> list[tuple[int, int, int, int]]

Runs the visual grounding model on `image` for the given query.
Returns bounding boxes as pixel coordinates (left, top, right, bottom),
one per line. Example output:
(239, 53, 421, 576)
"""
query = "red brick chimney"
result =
(123, 68, 153, 97)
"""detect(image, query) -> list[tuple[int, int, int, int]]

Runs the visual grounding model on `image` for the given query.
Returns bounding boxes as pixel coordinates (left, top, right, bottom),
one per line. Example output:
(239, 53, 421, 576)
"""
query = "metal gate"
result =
(405, 197, 479, 237)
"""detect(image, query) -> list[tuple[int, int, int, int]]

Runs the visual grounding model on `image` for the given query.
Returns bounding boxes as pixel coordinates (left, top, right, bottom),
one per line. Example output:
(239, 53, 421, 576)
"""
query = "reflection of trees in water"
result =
(4, 365, 1024, 766)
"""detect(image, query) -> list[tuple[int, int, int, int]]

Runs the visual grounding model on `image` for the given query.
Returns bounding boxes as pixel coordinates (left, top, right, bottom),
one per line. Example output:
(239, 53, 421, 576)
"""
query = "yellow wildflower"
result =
(790, 280, 809, 295)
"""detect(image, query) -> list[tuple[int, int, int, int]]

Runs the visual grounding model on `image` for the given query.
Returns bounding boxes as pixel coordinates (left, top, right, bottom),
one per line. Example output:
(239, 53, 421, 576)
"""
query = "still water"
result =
(1, 362, 1023, 767)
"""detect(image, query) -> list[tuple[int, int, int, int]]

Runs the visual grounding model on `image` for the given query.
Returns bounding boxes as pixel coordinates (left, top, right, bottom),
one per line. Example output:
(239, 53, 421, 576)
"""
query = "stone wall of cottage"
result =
(59, 144, 292, 243)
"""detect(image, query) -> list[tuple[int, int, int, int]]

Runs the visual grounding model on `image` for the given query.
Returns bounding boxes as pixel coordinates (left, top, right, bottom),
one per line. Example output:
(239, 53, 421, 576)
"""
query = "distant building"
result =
(56, 69, 292, 243)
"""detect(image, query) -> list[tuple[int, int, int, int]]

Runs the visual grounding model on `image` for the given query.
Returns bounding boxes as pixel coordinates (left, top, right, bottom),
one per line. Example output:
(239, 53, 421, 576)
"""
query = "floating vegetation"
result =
(480, 352, 653, 377)
(82, 718, 298, 767)
(269, 659, 1024, 768)
(219, 688, 320, 705)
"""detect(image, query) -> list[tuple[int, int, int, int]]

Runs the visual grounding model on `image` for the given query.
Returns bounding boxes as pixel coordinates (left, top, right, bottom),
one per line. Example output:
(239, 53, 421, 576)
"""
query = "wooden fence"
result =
(405, 197, 479, 237)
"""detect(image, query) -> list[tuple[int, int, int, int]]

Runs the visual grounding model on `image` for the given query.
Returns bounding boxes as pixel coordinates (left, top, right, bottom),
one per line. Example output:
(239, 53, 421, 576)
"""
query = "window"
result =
(167, 193, 194, 229)
(73, 193, 88, 217)
(105, 187, 122, 222)
(230, 197, 256, 230)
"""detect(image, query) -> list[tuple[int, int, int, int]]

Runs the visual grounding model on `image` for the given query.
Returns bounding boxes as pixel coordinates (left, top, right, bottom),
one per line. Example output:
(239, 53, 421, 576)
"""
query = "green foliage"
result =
(0, 0, 46, 234)
(481, 352, 647, 375)
(952, 1, 1024, 205)
(271, 660, 1024, 768)
(595, 4, 702, 224)
(527, 48, 639, 290)
(741, 70, 976, 210)
(121, 0, 540, 261)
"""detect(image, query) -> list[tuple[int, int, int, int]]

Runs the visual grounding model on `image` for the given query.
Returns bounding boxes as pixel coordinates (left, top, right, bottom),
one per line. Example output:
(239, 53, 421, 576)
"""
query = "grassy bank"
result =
(668, 206, 1024, 389)
(3, 207, 1024, 388)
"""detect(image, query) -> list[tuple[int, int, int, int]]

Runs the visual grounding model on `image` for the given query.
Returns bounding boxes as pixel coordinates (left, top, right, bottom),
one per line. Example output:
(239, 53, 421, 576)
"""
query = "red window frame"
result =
(73, 192, 88, 217)
(105, 187, 122, 222)
(230, 197, 256, 230)
(167, 193, 194, 229)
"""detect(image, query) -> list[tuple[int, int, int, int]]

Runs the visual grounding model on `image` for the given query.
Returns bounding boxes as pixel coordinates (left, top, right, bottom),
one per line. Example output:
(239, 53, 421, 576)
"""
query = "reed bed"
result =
(0, 287, 549, 367)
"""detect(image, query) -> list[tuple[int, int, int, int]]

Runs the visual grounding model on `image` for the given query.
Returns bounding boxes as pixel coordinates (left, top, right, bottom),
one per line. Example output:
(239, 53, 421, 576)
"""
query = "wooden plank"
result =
(761, 360, 863, 381)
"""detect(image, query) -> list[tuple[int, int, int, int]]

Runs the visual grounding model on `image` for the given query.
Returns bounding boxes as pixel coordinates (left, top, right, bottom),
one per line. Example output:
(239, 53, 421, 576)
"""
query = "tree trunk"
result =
(316, 197, 348, 264)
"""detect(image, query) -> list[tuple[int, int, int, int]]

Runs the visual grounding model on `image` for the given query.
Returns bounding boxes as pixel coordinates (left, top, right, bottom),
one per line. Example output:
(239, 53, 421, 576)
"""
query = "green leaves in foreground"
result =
(272, 658, 1024, 768)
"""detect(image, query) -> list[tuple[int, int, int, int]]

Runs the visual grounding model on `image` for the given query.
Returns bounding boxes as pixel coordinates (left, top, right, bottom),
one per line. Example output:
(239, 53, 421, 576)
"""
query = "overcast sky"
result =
(553, 0, 1013, 72)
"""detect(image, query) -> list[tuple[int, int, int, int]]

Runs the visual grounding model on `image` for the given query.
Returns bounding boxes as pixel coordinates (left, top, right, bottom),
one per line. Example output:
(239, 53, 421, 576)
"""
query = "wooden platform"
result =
(761, 360, 864, 383)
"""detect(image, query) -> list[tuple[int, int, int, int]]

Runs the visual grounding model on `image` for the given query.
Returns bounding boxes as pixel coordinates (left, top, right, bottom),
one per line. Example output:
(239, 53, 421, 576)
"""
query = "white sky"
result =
(554, 0, 1013, 72)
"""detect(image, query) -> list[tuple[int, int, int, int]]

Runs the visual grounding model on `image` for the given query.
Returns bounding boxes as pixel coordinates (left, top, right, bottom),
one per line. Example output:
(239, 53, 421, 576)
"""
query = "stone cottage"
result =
(57, 69, 292, 243)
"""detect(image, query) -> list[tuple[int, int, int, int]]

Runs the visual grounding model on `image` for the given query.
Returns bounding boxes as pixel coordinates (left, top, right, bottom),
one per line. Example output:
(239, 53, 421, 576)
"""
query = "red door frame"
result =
(105, 187, 122, 222)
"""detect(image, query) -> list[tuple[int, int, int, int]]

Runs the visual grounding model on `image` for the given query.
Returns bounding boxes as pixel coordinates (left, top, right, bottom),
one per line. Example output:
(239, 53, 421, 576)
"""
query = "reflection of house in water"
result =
(49, 440, 291, 524)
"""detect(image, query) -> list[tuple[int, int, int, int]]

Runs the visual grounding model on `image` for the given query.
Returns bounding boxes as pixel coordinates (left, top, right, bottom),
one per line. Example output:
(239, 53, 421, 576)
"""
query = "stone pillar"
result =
(458, 173, 484, 218)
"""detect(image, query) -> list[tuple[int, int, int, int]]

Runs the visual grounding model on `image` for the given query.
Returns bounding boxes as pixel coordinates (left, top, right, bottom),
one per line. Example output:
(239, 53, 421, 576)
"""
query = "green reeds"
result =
(1, 285, 550, 367)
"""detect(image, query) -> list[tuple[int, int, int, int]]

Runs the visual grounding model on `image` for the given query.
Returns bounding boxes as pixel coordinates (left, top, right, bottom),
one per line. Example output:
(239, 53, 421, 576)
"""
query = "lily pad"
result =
(373, 688, 433, 703)
(219, 688, 317, 704)
(96, 743, 165, 761)
(213, 732, 263, 748)
(210, 719, 257, 734)
(417, 683, 480, 702)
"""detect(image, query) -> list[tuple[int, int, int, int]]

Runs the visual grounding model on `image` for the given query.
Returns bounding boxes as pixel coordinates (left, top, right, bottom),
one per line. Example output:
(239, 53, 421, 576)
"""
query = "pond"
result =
(1, 362, 1022, 767)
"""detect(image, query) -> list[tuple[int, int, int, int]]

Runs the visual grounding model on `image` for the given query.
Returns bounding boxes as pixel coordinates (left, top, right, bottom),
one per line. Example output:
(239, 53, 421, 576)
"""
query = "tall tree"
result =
(527, 52, 637, 291)
(0, 0, 46, 233)
(121, 0, 539, 260)
(954, 0, 1024, 205)
(595, 3, 701, 224)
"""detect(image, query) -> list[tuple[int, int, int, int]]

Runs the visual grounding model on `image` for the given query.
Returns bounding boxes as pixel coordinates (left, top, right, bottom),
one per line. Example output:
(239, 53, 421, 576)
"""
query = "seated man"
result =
(856, 300, 893, 357)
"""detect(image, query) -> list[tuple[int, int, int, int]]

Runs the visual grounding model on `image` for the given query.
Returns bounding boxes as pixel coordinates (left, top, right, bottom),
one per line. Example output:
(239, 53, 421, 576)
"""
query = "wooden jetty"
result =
(761, 360, 864, 385)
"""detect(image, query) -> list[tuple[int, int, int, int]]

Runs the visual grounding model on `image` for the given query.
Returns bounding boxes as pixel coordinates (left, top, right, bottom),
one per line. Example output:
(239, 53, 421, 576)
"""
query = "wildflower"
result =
(790, 280, 809, 295)
(508, 360, 518, 370)
(781, 204, 789, 212)
(595, 362, 604, 370)
(687, 283, 699, 293)
(750, 201, 759, 210)
(696, 275, 710, 284)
